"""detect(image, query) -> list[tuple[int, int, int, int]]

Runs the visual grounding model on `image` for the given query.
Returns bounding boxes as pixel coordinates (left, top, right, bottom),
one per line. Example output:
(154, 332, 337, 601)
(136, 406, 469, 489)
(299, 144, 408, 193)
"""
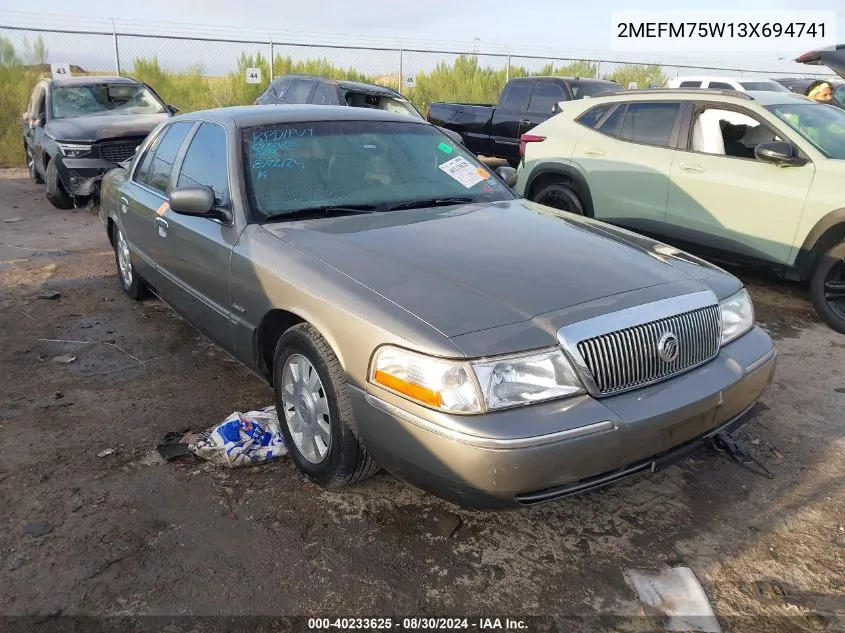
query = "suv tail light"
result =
(519, 134, 546, 158)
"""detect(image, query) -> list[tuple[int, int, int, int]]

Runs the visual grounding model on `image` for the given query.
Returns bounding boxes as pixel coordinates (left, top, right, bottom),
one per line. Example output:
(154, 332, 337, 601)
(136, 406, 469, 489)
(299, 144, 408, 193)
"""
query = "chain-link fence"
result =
(0, 23, 839, 165)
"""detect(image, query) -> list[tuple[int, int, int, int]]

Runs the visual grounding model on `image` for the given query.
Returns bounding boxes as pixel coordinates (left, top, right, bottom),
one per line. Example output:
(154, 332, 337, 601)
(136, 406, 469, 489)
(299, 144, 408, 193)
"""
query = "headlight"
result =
(719, 288, 754, 345)
(369, 345, 583, 414)
(56, 142, 92, 158)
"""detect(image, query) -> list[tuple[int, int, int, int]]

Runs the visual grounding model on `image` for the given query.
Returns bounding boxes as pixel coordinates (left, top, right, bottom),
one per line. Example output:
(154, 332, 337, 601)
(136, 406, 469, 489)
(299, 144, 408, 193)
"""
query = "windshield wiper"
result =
(261, 204, 379, 222)
(383, 197, 474, 212)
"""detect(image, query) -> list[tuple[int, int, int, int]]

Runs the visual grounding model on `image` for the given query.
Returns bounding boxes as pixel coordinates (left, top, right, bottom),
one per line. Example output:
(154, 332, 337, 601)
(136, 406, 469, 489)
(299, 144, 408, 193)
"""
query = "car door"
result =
(120, 121, 195, 286)
(148, 121, 239, 350)
(571, 100, 683, 236)
(490, 79, 534, 160)
(667, 103, 814, 265)
(521, 80, 567, 136)
(24, 84, 48, 174)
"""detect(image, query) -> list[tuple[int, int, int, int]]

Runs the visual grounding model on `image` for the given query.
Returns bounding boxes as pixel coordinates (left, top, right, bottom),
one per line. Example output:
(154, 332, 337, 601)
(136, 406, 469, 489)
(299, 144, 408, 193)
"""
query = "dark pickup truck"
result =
(426, 76, 620, 165)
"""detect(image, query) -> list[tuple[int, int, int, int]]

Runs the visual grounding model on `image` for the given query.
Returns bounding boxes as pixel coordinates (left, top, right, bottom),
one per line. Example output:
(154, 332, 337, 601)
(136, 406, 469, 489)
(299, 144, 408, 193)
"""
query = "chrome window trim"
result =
(557, 290, 720, 397)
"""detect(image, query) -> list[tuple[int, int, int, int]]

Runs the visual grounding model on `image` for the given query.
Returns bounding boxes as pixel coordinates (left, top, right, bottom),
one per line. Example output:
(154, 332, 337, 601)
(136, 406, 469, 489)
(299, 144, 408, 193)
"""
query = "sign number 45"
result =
(246, 67, 262, 85)
(50, 62, 71, 78)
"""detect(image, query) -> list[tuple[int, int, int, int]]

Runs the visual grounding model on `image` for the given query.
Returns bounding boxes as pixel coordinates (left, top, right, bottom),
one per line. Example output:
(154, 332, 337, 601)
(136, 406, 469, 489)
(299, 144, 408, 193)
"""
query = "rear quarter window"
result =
(576, 103, 614, 128)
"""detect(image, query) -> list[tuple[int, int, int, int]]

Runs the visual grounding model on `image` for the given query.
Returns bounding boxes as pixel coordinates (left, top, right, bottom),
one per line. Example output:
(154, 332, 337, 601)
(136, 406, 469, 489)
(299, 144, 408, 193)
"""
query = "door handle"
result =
(583, 147, 605, 156)
(155, 217, 169, 230)
(120, 196, 129, 214)
(679, 163, 705, 172)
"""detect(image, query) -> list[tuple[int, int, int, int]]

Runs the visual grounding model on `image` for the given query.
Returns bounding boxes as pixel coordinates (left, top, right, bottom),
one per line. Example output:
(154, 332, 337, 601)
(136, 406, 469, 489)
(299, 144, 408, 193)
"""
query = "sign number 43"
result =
(246, 67, 262, 85)
(50, 62, 71, 78)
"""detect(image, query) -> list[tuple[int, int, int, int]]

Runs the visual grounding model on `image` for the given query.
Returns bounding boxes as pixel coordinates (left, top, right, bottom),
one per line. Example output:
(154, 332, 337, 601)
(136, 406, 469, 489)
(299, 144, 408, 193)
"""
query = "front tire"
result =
(810, 241, 845, 334)
(273, 323, 378, 489)
(113, 224, 149, 300)
(45, 159, 73, 209)
(531, 181, 585, 215)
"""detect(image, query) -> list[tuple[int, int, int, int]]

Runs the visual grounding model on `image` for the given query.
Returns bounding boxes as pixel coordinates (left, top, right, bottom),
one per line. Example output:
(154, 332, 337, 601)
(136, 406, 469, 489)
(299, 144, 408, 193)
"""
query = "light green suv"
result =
(515, 88, 845, 333)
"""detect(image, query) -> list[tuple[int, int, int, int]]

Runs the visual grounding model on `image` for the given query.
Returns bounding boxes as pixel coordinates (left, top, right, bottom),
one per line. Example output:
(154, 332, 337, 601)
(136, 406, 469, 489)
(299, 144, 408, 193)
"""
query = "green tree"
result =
(603, 63, 667, 88)
(0, 36, 22, 67)
(533, 60, 599, 78)
(22, 35, 48, 65)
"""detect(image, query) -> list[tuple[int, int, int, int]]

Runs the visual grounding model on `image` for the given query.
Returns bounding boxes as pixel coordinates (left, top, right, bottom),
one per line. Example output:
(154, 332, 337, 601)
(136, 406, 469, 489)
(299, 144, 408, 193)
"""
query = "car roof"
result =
(671, 75, 780, 84)
(278, 74, 404, 97)
(47, 75, 139, 88)
(580, 88, 814, 106)
(509, 76, 619, 84)
(176, 104, 429, 128)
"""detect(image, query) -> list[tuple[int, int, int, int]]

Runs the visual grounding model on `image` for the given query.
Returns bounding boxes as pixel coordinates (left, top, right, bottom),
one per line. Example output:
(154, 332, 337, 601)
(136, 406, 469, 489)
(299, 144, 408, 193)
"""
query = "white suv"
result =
(667, 76, 792, 93)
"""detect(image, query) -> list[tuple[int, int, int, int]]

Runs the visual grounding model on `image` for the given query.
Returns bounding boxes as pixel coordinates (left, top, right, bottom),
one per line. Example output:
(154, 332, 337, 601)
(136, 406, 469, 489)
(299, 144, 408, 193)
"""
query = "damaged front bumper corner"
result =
(54, 156, 118, 198)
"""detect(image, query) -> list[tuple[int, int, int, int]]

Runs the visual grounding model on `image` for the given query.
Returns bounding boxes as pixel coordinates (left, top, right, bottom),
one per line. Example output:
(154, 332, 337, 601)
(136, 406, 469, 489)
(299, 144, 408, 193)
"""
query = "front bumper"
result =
(54, 155, 118, 197)
(352, 325, 776, 508)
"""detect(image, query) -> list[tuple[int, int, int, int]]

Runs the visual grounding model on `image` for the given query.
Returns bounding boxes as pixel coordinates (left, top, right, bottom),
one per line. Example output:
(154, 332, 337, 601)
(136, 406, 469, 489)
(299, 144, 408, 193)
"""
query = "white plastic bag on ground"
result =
(188, 405, 287, 468)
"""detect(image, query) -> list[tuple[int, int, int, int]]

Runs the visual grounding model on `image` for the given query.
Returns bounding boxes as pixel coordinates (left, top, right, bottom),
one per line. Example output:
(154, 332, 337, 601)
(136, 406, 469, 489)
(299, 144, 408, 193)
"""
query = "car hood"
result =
(264, 200, 728, 338)
(45, 112, 170, 143)
(796, 44, 845, 81)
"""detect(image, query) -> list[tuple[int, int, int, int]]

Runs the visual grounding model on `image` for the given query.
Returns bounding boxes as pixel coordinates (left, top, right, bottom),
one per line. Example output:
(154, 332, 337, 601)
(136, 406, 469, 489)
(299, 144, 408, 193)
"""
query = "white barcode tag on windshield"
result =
(438, 156, 487, 188)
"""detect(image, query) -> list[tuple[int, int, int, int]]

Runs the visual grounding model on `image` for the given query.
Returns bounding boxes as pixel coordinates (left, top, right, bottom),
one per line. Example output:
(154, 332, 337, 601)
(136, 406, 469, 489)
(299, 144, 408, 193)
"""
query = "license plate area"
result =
(658, 407, 717, 453)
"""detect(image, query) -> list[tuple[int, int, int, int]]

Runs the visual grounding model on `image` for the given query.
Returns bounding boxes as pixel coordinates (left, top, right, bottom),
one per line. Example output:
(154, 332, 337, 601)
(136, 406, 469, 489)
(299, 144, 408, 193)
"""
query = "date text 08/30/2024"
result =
(308, 618, 529, 630)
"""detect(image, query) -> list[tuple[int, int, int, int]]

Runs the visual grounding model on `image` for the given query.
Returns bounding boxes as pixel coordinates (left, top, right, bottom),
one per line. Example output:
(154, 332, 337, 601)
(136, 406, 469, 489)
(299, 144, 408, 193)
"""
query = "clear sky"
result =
(2, 0, 843, 72)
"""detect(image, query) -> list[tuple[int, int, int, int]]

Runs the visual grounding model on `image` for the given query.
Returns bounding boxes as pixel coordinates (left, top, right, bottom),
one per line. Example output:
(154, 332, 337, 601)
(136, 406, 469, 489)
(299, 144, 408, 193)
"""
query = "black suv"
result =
(22, 76, 176, 209)
(255, 74, 464, 145)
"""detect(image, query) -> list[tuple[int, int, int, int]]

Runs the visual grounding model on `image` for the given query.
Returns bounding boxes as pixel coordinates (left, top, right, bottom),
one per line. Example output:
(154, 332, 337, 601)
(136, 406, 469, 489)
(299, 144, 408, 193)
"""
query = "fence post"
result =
(398, 48, 403, 94)
(596, 60, 602, 79)
(506, 52, 511, 83)
(269, 34, 274, 81)
(111, 19, 121, 76)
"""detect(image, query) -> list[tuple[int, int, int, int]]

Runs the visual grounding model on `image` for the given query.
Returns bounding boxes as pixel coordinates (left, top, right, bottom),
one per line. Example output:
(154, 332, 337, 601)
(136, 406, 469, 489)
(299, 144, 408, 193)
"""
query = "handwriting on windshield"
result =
(252, 128, 314, 143)
(252, 140, 299, 158)
(253, 158, 305, 169)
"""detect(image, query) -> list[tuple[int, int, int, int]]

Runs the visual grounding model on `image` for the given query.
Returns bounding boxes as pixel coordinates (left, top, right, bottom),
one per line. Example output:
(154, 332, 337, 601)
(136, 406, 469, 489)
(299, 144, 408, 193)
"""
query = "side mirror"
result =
(168, 186, 216, 216)
(167, 105, 181, 115)
(495, 165, 518, 188)
(755, 141, 803, 165)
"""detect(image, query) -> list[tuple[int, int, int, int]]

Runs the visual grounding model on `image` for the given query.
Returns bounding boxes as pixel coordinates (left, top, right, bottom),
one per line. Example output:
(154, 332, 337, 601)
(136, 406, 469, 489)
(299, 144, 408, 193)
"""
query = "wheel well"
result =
(526, 170, 592, 216)
(256, 309, 305, 380)
(803, 224, 845, 281)
(106, 218, 115, 247)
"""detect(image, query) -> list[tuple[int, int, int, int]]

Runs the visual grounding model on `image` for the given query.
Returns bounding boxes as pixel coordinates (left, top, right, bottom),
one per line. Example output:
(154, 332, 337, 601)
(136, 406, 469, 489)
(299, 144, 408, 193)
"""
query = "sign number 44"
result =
(246, 68, 262, 85)
(50, 62, 71, 79)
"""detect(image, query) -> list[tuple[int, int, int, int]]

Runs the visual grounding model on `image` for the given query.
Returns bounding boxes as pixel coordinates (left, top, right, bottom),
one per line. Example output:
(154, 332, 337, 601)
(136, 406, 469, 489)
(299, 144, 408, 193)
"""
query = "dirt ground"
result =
(0, 168, 843, 631)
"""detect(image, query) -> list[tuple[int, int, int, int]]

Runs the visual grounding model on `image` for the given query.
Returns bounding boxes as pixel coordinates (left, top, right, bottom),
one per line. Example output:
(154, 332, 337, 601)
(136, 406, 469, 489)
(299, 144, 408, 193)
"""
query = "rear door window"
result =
(312, 83, 338, 105)
(499, 81, 532, 111)
(177, 123, 229, 203)
(620, 102, 681, 146)
(598, 104, 626, 137)
(286, 79, 316, 103)
(136, 121, 193, 194)
(577, 103, 613, 128)
(528, 81, 566, 113)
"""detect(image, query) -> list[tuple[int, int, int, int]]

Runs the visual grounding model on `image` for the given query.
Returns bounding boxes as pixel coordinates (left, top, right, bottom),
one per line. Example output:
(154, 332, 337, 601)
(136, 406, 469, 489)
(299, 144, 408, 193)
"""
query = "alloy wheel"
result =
(281, 353, 332, 464)
(116, 228, 133, 288)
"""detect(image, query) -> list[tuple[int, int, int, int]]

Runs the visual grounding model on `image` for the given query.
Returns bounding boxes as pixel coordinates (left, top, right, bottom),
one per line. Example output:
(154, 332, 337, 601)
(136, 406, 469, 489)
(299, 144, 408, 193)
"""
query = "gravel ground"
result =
(0, 168, 842, 631)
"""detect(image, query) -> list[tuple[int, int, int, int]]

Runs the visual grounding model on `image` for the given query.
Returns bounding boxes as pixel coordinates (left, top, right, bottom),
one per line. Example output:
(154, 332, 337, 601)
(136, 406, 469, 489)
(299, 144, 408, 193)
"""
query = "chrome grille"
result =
(100, 140, 141, 163)
(576, 305, 721, 395)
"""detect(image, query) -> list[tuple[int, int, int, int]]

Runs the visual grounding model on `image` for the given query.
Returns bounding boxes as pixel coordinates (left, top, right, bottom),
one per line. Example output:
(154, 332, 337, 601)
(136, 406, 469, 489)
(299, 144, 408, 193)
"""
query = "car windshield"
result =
(767, 102, 845, 159)
(243, 120, 515, 219)
(740, 81, 790, 92)
(51, 83, 167, 119)
(343, 91, 422, 119)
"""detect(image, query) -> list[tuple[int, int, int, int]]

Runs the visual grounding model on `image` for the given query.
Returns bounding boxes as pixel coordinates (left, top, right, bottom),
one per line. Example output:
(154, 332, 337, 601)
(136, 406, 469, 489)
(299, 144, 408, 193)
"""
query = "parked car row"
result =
(15, 44, 844, 508)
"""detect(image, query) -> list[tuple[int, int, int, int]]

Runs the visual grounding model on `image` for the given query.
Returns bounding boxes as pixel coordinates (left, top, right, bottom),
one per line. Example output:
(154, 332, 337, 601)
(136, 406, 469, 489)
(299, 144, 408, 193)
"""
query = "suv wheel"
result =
(45, 160, 74, 209)
(273, 323, 379, 489)
(810, 241, 845, 334)
(26, 147, 44, 184)
(532, 182, 585, 215)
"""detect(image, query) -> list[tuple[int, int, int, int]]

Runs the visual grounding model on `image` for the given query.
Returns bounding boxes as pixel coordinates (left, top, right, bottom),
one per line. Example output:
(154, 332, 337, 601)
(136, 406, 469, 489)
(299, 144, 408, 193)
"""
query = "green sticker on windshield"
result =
(437, 142, 454, 154)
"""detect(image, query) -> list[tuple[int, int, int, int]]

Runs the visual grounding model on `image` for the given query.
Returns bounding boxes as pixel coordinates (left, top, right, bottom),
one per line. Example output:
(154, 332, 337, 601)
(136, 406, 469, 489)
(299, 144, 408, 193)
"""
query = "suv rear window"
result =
(577, 104, 613, 128)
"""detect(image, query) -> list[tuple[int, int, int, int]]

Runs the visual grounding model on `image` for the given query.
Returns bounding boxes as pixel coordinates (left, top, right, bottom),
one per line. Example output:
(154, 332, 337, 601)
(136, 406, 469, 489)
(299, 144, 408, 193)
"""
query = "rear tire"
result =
(26, 146, 44, 184)
(809, 241, 845, 335)
(531, 182, 585, 216)
(45, 159, 73, 210)
(273, 323, 379, 489)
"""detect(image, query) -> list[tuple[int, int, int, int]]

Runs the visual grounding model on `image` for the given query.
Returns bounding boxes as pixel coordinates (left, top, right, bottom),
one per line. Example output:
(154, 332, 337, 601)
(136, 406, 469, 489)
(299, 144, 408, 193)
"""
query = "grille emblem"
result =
(657, 332, 680, 363)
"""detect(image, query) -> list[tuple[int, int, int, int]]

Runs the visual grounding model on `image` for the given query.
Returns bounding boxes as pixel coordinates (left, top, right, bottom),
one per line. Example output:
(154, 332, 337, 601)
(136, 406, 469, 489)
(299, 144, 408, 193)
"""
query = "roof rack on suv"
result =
(597, 88, 755, 100)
